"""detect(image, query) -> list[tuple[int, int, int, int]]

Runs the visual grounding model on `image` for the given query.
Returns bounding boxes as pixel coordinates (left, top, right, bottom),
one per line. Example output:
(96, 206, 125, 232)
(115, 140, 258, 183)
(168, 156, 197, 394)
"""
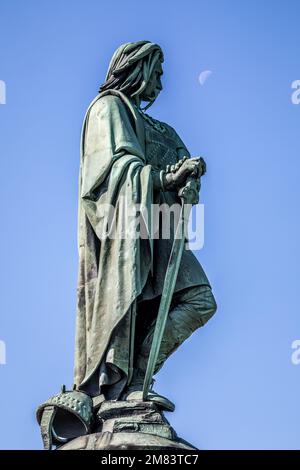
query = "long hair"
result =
(99, 41, 163, 110)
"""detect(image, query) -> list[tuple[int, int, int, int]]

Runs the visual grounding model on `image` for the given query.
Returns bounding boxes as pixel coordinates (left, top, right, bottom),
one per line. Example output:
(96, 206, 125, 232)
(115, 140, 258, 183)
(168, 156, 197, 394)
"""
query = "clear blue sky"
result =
(0, 0, 299, 450)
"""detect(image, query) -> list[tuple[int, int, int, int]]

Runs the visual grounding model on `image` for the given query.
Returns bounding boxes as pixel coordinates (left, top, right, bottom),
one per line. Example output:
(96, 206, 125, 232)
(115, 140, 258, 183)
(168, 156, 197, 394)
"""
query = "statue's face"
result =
(140, 60, 163, 102)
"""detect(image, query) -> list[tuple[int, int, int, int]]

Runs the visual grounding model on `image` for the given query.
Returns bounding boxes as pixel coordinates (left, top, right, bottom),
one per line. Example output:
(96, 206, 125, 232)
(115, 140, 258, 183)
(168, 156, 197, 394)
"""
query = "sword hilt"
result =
(178, 175, 200, 205)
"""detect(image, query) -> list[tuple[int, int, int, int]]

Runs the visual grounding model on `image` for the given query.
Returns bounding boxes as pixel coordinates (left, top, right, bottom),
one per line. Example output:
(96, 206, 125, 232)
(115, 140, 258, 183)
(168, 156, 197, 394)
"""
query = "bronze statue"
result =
(37, 40, 217, 450)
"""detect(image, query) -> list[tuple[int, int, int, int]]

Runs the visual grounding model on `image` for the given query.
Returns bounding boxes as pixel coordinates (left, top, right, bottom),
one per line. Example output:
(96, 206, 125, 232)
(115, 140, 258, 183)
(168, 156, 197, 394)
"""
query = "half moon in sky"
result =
(198, 70, 212, 86)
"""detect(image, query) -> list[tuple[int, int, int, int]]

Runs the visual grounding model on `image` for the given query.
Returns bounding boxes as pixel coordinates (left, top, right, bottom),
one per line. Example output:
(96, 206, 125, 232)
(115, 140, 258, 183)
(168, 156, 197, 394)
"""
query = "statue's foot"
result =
(121, 387, 175, 412)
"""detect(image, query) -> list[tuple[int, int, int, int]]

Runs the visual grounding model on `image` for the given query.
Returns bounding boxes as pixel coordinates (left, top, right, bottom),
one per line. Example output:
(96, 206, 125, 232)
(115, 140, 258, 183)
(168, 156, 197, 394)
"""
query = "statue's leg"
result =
(134, 285, 217, 377)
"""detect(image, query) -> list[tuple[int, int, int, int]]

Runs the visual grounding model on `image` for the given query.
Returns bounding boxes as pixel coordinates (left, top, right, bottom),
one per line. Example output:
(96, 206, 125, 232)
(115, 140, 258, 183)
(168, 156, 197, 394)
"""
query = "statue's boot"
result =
(121, 368, 175, 412)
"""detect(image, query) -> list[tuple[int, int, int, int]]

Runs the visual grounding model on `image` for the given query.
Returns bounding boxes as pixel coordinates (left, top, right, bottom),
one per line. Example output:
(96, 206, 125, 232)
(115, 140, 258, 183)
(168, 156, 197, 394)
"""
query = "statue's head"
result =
(99, 40, 164, 109)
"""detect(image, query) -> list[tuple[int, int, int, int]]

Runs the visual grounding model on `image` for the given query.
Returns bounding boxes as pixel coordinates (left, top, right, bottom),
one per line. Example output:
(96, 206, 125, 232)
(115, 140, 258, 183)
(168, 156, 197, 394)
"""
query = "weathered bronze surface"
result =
(60, 400, 196, 450)
(37, 40, 217, 450)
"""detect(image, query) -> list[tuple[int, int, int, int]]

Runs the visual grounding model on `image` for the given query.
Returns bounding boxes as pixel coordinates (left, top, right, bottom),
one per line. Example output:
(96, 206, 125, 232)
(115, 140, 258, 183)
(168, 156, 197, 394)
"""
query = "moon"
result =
(198, 70, 212, 86)
(0, 80, 6, 105)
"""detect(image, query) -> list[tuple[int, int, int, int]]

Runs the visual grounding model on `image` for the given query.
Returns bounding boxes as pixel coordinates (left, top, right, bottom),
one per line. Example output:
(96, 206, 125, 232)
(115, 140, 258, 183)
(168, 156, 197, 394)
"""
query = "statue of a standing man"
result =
(74, 40, 217, 412)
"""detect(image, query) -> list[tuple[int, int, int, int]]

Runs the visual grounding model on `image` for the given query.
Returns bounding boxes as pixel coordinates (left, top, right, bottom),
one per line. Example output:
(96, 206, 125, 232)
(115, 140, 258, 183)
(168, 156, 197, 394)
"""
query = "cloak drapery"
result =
(74, 91, 153, 390)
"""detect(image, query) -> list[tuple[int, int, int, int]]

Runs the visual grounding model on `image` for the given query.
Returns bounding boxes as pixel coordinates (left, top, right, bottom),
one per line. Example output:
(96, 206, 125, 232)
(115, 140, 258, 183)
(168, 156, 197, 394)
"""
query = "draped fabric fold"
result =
(74, 91, 153, 390)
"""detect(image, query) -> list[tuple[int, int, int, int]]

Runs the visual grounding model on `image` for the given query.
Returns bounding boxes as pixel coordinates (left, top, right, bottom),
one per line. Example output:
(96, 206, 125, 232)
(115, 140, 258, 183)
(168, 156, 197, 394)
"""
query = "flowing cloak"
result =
(74, 90, 210, 393)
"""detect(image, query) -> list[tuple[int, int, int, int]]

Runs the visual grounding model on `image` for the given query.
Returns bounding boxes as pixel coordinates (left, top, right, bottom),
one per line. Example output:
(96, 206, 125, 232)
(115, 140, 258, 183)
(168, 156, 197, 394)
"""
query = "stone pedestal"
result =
(59, 400, 196, 450)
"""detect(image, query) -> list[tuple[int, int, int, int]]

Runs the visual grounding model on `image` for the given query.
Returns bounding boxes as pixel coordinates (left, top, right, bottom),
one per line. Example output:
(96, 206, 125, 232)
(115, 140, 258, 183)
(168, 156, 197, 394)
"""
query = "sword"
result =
(142, 175, 201, 401)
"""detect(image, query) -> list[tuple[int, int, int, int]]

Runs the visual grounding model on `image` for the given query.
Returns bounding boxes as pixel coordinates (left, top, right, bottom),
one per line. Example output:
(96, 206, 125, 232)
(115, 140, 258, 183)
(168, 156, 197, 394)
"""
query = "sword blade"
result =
(142, 202, 191, 400)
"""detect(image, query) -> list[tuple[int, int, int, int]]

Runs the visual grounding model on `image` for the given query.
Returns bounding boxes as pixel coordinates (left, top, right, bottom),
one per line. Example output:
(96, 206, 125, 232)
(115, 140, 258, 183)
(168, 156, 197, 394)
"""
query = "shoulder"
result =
(83, 93, 140, 143)
(159, 120, 182, 142)
(158, 119, 190, 154)
(89, 93, 127, 117)
(161, 121, 177, 136)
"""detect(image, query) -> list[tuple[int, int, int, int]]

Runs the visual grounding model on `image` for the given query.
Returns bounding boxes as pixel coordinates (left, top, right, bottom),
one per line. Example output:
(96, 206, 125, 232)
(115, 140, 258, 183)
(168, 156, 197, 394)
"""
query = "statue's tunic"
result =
(140, 114, 209, 300)
(74, 91, 210, 396)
